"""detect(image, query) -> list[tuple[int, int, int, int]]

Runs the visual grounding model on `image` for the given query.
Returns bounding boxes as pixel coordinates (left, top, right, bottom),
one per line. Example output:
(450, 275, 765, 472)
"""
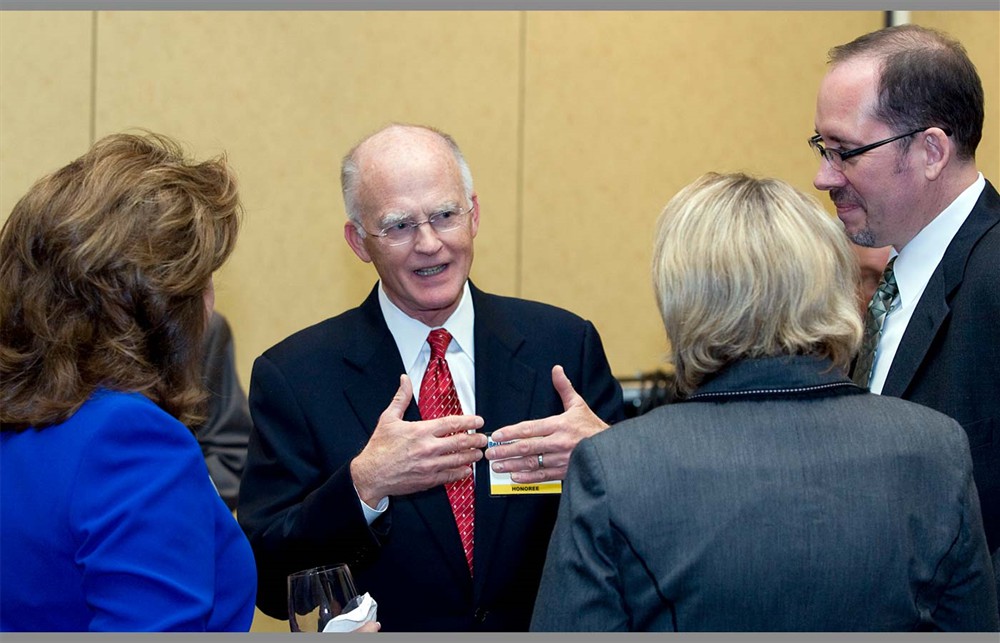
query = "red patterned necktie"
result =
(418, 328, 474, 575)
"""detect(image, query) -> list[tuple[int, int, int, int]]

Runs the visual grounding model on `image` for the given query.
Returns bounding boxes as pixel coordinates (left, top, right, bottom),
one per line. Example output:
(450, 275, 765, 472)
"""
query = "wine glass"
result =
(287, 563, 361, 632)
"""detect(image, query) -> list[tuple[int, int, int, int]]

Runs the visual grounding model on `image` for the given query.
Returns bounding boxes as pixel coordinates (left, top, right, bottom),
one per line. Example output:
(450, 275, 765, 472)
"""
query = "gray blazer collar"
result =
(688, 355, 859, 402)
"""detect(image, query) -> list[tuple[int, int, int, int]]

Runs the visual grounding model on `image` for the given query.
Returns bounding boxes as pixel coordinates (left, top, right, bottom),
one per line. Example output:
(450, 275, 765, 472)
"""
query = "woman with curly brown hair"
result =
(0, 132, 255, 631)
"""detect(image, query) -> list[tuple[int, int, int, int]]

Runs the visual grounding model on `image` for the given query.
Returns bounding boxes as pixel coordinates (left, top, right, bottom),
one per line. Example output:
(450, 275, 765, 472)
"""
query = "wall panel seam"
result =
(89, 10, 98, 145)
(515, 10, 527, 298)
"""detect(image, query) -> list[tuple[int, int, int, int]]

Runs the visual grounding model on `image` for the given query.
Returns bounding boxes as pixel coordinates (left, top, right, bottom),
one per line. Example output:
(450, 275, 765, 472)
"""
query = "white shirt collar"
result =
(891, 172, 985, 311)
(377, 281, 475, 373)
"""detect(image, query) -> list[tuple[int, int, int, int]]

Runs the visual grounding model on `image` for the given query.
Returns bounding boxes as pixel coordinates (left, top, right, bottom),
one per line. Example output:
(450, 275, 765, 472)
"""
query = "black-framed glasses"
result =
(808, 126, 949, 171)
(363, 203, 474, 247)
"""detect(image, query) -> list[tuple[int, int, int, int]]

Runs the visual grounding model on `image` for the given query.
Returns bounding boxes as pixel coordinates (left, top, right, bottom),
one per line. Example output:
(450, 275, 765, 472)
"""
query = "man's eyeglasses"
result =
(364, 203, 474, 247)
(808, 126, 949, 172)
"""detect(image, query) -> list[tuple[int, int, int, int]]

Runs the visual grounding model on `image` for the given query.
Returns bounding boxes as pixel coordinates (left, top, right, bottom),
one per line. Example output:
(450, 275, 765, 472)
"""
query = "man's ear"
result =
(921, 127, 952, 181)
(469, 194, 480, 238)
(345, 220, 373, 263)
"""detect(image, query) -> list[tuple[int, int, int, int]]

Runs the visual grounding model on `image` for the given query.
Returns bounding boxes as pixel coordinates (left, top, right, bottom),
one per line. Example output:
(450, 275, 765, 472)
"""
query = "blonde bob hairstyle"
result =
(652, 172, 862, 396)
(0, 132, 241, 431)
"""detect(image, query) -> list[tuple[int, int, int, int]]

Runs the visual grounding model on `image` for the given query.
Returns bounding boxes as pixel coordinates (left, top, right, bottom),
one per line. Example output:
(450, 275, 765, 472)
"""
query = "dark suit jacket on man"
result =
(532, 356, 998, 632)
(238, 283, 624, 631)
(871, 180, 1000, 555)
(195, 312, 252, 511)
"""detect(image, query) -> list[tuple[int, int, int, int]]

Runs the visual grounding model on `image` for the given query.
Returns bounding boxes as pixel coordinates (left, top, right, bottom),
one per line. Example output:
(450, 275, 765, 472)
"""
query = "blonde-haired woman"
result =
(0, 132, 255, 631)
(532, 173, 997, 631)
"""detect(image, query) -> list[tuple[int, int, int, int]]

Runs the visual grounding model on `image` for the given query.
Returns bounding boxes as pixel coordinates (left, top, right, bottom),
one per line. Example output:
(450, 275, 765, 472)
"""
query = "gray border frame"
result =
(1, 2, 996, 640)
(2, 1, 999, 11)
(3, 632, 1000, 640)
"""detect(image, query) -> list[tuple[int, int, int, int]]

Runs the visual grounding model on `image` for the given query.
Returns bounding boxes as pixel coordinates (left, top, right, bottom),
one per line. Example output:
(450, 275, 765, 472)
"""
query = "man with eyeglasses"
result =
(812, 24, 999, 600)
(238, 123, 624, 631)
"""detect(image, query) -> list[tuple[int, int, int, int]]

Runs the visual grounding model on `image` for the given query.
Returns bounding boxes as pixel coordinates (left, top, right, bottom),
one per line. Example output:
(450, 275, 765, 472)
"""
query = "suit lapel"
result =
(881, 274, 949, 397)
(343, 287, 416, 430)
(468, 285, 538, 596)
(883, 181, 1000, 397)
(342, 285, 472, 587)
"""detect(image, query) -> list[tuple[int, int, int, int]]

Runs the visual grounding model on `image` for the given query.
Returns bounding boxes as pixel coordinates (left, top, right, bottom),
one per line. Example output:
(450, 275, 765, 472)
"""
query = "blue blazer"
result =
(238, 283, 624, 631)
(0, 390, 256, 631)
(532, 356, 998, 632)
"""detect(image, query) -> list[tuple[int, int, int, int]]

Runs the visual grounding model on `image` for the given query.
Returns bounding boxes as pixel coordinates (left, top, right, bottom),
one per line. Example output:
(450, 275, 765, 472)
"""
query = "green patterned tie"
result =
(853, 256, 898, 388)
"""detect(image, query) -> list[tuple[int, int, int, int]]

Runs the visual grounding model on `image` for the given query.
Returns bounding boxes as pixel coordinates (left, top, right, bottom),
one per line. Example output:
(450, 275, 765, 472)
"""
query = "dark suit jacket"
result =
(238, 283, 624, 631)
(195, 312, 251, 511)
(875, 180, 1000, 555)
(532, 356, 998, 632)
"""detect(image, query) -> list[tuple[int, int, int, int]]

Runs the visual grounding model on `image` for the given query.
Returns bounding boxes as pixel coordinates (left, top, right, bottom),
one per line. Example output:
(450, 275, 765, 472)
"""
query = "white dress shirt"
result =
(379, 281, 476, 415)
(868, 173, 985, 394)
(356, 282, 477, 523)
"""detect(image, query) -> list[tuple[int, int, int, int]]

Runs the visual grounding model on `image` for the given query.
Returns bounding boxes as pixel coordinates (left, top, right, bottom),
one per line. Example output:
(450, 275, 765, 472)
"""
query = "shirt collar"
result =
(892, 172, 985, 309)
(378, 281, 475, 372)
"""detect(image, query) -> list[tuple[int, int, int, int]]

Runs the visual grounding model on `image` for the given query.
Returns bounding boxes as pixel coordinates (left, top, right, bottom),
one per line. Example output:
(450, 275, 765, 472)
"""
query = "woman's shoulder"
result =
(85, 387, 165, 412)
(80, 388, 184, 425)
(69, 389, 199, 452)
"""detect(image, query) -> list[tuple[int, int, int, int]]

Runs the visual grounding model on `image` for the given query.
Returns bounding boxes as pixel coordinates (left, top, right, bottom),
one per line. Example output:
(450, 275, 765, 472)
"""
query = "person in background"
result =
(197, 311, 252, 511)
(238, 123, 623, 631)
(531, 172, 997, 632)
(0, 132, 256, 631)
(811, 24, 1000, 578)
(851, 243, 892, 314)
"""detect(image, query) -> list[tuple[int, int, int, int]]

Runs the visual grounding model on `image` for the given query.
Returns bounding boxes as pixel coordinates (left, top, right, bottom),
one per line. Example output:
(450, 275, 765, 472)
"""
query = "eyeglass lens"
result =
(381, 207, 469, 245)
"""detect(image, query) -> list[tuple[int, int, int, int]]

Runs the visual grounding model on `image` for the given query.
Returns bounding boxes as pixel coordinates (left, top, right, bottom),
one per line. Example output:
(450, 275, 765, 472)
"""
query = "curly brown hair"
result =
(0, 132, 242, 431)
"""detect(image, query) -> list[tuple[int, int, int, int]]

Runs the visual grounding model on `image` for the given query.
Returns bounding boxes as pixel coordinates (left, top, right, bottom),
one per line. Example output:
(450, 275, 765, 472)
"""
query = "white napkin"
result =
(321, 592, 378, 632)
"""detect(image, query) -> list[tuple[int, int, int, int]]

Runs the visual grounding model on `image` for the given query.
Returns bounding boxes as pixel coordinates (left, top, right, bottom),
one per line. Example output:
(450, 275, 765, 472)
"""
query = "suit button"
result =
(474, 608, 489, 623)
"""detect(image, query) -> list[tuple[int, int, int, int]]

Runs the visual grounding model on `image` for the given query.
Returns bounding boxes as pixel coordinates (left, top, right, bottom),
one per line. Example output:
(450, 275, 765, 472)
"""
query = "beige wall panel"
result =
(94, 11, 521, 387)
(8, 10, 991, 388)
(0, 11, 91, 221)
(912, 11, 999, 183)
(521, 11, 881, 378)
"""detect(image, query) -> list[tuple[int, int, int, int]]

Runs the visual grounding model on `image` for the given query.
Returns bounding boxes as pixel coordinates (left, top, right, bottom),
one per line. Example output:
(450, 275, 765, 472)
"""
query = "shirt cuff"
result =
(355, 485, 388, 526)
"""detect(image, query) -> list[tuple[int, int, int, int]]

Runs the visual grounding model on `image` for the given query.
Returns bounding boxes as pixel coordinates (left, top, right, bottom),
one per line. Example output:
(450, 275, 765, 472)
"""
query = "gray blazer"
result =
(532, 355, 998, 631)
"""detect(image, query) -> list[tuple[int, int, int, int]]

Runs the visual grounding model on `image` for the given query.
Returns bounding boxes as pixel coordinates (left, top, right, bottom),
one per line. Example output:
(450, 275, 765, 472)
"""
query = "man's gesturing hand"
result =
(484, 365, 608, 483)
(351, 374, 486, 506)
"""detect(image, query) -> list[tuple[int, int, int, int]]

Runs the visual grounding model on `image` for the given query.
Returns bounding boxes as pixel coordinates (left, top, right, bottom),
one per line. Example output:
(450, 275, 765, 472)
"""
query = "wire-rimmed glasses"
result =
(808, 126, 948, 171)
(363, 203, 474, 247)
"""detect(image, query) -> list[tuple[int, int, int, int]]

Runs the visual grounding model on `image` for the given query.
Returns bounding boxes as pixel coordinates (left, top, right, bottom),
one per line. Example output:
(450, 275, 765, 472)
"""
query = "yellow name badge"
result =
(487, 437, 562, 496)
